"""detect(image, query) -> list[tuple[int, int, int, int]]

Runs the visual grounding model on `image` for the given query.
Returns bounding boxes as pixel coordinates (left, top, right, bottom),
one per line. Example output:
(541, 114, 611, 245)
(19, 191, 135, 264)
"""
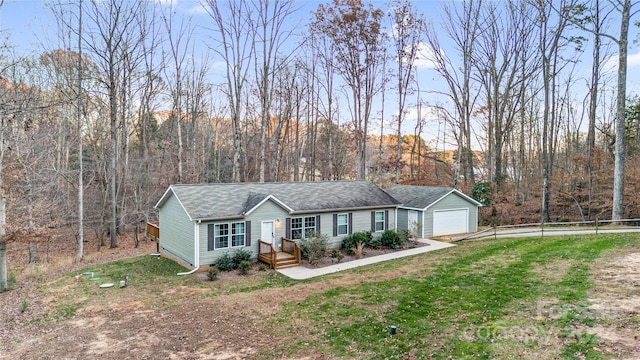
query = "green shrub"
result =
(237, 260, 252, 275)
(380, 229, 406, 249)
(330, 249, 345, 263)
(342, 232, 372, 255)
(215, 253, 235, 271)
(207, 266, 219, 281)
(368, 235, 382, 249)
(258, 263, 267, 271)
(299, 232, 329, 264)
(398, 229, 412, 242)
(232, 248, 252, 268)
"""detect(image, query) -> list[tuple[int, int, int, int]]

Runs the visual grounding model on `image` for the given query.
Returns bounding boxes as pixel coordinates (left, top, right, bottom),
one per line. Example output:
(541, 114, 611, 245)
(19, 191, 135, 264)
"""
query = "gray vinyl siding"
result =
(159, 194, 195, 266)
(324, 208, 397, 248)
(198, 199, 289, 265)
(247, 200, 289, 250)
(424, 193, 478, 237)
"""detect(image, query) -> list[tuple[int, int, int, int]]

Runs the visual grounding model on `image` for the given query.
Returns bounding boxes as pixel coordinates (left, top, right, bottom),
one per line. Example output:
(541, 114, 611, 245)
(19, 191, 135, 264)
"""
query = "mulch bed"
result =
(300, 240, 428, 268)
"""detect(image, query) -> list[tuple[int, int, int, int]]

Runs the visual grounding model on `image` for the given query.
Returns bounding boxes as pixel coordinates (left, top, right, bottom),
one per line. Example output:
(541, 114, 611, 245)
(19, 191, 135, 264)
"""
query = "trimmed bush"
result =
(232, 248, 252, 268)
(380, 229, 406, 249)
(207, 266, 219, 281)
(237, 260, 252, 275)
(341, 231, 372, 255)
(215, 253, 234, 271)
(299, 232, 329, 265)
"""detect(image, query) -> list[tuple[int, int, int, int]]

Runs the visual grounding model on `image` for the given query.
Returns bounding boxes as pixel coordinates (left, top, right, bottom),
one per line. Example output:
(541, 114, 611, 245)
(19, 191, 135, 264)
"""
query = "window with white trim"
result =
(374, 211, 385, 232)
(231, 222, 245, 247)
(211, 222, 246, 250)
(215, 224, 229, 249)
(291, 216, 316, 239)
(337, 213, 348, 235)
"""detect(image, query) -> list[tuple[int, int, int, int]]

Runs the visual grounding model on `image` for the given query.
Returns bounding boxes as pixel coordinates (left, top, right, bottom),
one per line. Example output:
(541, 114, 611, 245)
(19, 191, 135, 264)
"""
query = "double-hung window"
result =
(374, 211, 385, 232)
(337, 214, 348, 235)
(291, 216, 316, 239)
(215, 224, 229, 249)
(209, 222, 246, 250)
(231, 222, 245, 247)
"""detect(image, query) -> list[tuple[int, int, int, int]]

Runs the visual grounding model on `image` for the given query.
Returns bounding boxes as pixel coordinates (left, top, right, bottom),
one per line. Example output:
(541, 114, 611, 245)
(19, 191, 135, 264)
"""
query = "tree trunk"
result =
(0, 241, 6, 291)
(0, 197, 6, 291)
(76, 0, 84, 262)
(586, 0, 600, 221)
(612, 0, 630, 221)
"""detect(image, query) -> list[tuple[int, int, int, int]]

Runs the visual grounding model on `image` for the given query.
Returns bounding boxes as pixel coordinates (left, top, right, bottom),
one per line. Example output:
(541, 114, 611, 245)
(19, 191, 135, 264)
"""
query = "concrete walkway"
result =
(277, 239, 455, 280)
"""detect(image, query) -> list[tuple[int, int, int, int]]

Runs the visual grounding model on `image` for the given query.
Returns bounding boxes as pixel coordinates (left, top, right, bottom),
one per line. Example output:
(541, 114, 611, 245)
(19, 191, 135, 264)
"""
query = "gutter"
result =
(178, 221, 200, 275)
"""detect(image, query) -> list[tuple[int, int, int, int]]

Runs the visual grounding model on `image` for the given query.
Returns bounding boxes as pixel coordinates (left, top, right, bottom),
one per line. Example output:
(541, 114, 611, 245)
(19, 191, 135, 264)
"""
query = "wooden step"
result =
(275, 260, 300, 269)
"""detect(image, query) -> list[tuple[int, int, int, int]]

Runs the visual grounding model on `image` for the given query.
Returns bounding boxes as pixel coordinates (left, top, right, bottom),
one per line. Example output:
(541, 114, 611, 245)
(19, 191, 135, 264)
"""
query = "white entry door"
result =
(261, 221, 276, 249)
(433, 209, 468, 236)
(408, 210, 419, 238)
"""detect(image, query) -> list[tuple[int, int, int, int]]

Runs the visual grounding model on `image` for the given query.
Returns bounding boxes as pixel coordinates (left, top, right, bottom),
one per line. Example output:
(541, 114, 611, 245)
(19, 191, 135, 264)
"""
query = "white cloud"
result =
(413, 42, 441, 69)
(187, 2, 209, 15)
(601, 50, 640, 74)
(400, 104, 439, 123)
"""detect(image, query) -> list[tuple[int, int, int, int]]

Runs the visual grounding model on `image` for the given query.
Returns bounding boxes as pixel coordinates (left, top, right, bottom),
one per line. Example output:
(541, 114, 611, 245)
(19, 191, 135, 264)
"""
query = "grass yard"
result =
(271, 234, 639, 359)
(3, 233, 639, 359)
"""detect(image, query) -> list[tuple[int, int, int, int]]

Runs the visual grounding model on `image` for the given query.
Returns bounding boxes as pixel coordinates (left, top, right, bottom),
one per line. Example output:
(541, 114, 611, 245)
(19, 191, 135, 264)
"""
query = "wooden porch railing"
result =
(258, 238, 301, 269)
(281, 237, 301, 265)
(147, 221, 160, 241)
(258, 240, 276, 267)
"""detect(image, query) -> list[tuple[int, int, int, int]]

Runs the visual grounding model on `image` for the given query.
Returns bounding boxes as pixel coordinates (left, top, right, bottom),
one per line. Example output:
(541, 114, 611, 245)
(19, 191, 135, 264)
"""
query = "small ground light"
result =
(390, 325, 397, 335)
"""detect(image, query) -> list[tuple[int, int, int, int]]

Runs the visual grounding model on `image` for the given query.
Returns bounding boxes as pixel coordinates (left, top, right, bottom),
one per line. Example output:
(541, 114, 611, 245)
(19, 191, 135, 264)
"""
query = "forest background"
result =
(0, 0, 638, 283)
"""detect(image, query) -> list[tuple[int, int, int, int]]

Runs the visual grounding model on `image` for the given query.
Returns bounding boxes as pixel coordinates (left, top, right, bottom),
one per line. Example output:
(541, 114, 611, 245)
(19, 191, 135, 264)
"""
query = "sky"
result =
(0, 0, 639, 149)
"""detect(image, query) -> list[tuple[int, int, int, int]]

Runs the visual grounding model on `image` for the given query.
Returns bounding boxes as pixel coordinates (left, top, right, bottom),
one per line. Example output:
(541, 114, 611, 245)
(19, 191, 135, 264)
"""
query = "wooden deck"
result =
(258, 237, 301, 269)
(146, 221, 160, 241)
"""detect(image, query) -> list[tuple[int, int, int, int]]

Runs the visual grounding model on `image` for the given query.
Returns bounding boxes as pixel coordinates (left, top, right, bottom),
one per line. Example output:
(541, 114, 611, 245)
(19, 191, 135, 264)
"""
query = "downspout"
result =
(178, 221, 200, 275)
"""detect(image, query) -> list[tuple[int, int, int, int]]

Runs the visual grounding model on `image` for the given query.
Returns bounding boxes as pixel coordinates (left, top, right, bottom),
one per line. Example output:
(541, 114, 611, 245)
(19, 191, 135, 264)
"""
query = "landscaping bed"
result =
(300, 239, 428, 269)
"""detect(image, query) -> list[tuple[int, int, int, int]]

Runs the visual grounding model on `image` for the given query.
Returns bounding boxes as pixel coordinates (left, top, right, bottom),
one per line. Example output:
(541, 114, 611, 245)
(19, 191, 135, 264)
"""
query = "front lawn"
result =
(272, 234, 637, 359)
(15, 233, 639, 359)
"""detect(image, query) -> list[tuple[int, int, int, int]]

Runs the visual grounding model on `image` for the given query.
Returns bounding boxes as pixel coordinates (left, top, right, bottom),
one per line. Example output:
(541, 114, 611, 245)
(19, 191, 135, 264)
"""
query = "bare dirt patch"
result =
(588, 251, 640, 359)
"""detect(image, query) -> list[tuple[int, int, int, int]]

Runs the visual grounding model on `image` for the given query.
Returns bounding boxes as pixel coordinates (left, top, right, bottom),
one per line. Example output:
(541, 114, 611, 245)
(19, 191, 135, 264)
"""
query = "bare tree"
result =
(389, 0, 424, 184)
(311, 0, 386, 179)
(424, 0, 483, 187)
(83, 0, 146, 248)
(560, 0, 639, 221)
(473, 1, 536, 191)
(161, 1, 194, 183)
(536, 0, 575, 222)
(201, 0, 254, 182)
(250, 0, 298, 182)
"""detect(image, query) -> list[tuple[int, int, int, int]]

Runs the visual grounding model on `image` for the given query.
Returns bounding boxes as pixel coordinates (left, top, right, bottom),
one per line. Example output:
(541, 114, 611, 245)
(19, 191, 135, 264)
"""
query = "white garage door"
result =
(433, 209, 468, 236)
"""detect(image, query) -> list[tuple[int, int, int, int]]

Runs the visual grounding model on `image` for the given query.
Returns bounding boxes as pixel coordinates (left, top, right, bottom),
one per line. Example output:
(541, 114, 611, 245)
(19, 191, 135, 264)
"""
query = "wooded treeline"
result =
(0, 0, 638, 283)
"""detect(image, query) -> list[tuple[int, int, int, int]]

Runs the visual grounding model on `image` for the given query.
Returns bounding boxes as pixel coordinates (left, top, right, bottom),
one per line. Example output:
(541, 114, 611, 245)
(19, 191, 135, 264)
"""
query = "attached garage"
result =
(433, 208, 469, 236)
(387, 185, 482, 238)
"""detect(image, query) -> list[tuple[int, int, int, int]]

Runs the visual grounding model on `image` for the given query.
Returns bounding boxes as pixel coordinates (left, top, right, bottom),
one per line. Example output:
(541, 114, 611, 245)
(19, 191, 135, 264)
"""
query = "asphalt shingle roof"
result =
(385, 185, 455, 209)
(160, 180, 401, 221)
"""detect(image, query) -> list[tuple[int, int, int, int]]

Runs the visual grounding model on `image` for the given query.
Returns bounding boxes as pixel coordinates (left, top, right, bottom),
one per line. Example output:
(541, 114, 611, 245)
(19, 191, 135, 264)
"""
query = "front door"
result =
(261, 221, 276, 249)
